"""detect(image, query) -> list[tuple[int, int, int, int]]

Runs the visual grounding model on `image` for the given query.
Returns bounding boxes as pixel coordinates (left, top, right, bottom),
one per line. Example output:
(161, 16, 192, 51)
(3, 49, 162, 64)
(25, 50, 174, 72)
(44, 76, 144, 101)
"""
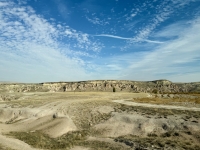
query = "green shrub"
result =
(152, 89, 158, 94)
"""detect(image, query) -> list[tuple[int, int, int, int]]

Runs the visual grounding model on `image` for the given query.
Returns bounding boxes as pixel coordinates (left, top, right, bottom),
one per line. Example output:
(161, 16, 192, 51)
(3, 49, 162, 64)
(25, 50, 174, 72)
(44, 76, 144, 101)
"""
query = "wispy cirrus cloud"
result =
(0, 1, 103, 52)
(95, 34, 164, 43)
(86, 15, 109, 26)
(125, 0, 199, 44)
(151, 21, 189, 39)
(88, 16, 200, 82)
(86, 16, 101, 25)
(0, 0, 199, 83)
(95, 34, 131, 40)
(130, 1, 173, 42)
(91, 0, 188, 49)
(0, 1, 9, 6)
(0, 0, 103, 82)
(118, 17, 200, 82)
(123, 7, 140, 22)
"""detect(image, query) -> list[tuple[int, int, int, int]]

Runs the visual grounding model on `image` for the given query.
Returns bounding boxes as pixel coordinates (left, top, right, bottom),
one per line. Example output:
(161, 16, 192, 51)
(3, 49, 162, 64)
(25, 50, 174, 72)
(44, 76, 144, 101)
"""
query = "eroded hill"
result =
(0, 80, 200, 94)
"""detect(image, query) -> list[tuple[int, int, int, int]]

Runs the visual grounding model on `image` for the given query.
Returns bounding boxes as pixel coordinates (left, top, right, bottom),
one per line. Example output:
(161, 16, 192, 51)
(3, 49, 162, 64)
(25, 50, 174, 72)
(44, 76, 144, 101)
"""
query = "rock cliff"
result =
(0, 80, 200, 93)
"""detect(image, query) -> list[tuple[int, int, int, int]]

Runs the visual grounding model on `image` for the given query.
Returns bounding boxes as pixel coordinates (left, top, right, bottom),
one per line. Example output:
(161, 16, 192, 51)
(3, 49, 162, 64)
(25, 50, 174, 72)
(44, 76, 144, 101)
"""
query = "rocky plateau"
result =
(0, 79, 200, 94)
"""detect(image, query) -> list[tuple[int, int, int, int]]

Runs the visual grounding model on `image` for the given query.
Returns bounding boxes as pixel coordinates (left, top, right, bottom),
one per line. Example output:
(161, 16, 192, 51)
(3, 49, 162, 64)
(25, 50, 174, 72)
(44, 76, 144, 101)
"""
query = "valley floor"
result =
(0, 92, 200, 150)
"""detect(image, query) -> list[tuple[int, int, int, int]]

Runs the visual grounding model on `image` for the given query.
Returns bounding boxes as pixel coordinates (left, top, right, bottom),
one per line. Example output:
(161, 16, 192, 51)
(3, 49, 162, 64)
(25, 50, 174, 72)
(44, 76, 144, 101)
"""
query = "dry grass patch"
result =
(78, 140, 131, 150)
(7, 130, 131, 150)
(114, 134, 200, 150)
(0, 144, 14, 150)
(7, 130, 89, 150)
(115, 103, 200, 117)
(0, 92, 122, 108)
(131, 94, 200, 105)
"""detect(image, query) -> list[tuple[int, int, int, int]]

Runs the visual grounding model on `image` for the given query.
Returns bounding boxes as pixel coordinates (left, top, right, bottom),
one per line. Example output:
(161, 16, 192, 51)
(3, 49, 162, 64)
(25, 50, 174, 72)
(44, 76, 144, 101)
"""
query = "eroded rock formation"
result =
(0, 80, 200, 93)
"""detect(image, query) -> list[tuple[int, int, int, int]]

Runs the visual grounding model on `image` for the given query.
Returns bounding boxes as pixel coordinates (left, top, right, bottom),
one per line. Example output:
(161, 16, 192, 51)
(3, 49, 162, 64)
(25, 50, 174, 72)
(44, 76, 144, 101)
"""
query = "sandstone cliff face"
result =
(0, 80, 200, 93)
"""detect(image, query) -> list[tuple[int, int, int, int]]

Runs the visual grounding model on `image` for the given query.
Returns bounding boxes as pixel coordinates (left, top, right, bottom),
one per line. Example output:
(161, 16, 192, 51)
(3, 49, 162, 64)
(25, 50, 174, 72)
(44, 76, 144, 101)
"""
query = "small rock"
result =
(53, 113, 58, 118)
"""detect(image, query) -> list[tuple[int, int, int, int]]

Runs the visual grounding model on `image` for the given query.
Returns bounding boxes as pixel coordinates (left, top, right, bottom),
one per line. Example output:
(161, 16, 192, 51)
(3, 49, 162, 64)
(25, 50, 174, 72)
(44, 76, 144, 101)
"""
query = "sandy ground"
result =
(0, 92, 200, 150)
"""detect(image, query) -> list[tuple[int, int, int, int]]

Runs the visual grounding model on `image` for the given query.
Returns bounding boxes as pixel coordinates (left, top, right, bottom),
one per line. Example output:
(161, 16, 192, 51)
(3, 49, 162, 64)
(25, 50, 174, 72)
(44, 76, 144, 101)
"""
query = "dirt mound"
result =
(93, 111, 200, 137)
(0, 104, 77, 138)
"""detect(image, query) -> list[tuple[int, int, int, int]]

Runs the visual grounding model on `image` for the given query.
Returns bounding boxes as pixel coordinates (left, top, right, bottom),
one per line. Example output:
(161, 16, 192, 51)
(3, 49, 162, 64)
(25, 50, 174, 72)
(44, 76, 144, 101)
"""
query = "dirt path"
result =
(113, 99, 200, 111)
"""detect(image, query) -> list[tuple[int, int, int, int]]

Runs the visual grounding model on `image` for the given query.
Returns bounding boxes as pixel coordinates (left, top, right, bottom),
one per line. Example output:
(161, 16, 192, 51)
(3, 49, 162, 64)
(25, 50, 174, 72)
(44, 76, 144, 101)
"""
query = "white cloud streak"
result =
(95, 34, 132, 40)
(128, 0, 199, 43)
(95, 34, 164, 43)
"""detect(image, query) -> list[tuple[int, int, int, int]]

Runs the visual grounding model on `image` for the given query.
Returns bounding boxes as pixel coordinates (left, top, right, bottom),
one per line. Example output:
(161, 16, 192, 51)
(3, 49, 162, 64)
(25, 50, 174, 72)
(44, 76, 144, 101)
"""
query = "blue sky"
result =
(0, 0, 200, 82)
